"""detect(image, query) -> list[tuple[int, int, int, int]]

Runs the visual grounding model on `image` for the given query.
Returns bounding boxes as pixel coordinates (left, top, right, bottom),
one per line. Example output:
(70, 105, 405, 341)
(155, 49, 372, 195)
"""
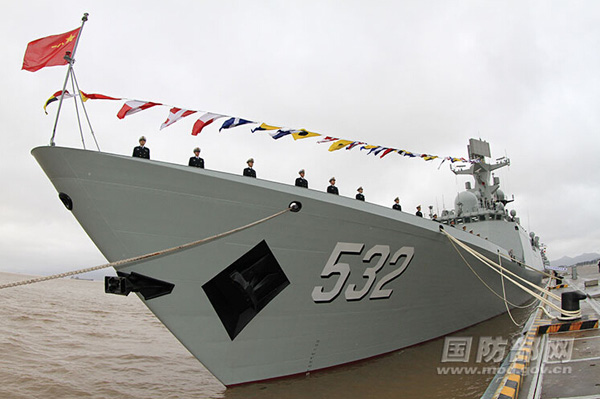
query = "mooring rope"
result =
(441, 229, 581, 318)
(0, 206, 293, 290)
(446, 233, 537, 311)
(498, 255, 519, 326)
(446, 231, 561, 301)
(497, 251, 555, 280)
(501, 270, 519, 326)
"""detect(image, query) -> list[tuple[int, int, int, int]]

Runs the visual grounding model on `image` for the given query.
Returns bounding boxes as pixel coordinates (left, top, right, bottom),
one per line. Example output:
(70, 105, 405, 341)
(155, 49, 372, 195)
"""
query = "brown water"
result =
(0, 272, 533, 399)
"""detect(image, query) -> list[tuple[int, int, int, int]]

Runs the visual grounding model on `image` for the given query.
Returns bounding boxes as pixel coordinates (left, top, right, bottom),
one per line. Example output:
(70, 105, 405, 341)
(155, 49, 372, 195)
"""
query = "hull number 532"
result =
(311, 242, 414, 303)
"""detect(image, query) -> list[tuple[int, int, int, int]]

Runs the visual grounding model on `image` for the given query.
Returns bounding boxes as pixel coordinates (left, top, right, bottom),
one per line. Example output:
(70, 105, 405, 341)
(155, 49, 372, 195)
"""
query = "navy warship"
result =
(32, 138, 545, 386)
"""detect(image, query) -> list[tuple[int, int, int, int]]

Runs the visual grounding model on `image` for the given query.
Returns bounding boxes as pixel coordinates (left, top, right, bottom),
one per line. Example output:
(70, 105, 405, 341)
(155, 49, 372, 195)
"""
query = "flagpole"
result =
(70, 68, 101, 151)
(50, 13, 89, 146)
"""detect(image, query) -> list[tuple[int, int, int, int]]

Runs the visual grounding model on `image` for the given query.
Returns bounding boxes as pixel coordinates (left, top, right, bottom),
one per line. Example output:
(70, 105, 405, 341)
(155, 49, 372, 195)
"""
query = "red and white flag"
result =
(191, 112, 226, 135)
(160, 107, 197, 130)
(22, 27, 81, 72)
(117, 100, 161, 119)
(317, 136, 339, 144)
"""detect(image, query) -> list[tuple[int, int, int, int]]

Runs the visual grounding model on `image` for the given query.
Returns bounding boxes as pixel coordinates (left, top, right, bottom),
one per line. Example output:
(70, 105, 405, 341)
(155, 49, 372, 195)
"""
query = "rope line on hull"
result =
(497, 251, 555, 280)
(445, 234, 538, 315)
(0, 206, 292, 290)
(441, 229, 581, 319)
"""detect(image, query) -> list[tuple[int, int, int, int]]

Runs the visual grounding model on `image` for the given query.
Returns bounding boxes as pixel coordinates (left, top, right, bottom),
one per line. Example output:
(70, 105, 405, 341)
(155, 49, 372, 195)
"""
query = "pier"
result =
(481, 262, 600, 399)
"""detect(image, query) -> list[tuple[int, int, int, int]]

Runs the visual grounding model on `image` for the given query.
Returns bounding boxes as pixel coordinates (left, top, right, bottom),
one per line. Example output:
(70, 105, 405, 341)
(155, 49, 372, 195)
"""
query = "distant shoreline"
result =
(0, 271, 102, 284)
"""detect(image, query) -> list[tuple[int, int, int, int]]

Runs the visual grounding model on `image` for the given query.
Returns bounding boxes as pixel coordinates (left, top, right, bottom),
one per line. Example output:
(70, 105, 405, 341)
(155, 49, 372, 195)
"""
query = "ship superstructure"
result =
(438, 139, 543, 268)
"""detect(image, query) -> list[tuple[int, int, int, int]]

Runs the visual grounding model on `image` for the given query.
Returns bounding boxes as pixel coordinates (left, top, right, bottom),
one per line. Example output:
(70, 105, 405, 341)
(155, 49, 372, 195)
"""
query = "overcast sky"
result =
(1, 1, 599, 277)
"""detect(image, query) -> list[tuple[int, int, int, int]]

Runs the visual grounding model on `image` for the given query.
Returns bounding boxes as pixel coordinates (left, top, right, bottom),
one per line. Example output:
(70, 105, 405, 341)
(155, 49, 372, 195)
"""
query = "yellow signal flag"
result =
(252, 123, 282, 132)
(328, 140, 354, 152)
(292, 129, 321, 140)
(259, 123, 280, 130)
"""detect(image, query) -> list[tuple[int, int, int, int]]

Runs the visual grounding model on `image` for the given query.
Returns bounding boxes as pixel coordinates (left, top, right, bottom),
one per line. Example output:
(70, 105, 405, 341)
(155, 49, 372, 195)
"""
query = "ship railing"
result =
(438, 209, 506, 225)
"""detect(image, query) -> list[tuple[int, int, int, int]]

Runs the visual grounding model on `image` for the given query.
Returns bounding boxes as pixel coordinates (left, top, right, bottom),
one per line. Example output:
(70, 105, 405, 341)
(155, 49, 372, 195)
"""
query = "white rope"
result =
(0, 207, 292, 290)
(441, 229, 581, 318)
(447, 231, 578, 316)
(469, 240, 561, 301)
(501, 269, 519, 326)
(446, 235, 537, 309)
(497, 251, 556, 280)
(498, 254, 520, 326)
(537, 305, 557, 320)
(450, 232, 580, 317)
(444, 230, 557, 300)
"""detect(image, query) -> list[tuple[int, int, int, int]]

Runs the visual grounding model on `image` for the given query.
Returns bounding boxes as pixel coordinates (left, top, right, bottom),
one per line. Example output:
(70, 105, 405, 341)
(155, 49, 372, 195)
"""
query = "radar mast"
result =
(451, 138, 510, 210)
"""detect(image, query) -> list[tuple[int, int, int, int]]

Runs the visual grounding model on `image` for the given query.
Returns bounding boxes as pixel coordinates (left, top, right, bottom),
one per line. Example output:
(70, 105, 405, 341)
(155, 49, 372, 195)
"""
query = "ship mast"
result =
(451, 138, 510, 211)
(50, 13, 99, 150)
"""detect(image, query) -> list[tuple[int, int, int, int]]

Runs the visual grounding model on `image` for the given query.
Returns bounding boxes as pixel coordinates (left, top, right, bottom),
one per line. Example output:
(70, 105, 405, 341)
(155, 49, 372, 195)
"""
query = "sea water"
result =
(0, 271, 533, 399)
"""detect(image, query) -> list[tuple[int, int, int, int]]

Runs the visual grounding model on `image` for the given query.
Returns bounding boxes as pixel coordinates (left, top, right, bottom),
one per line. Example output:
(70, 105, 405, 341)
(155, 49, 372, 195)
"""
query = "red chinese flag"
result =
(22, 27, 81, 72)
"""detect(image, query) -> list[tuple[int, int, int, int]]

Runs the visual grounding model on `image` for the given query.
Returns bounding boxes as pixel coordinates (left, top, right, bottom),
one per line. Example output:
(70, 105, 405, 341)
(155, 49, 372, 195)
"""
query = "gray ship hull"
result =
(32, 146, 543, 386)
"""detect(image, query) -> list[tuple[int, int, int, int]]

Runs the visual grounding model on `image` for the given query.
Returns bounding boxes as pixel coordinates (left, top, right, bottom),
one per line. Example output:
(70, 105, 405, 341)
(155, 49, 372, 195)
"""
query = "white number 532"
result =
(311, 242, 414, 303)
